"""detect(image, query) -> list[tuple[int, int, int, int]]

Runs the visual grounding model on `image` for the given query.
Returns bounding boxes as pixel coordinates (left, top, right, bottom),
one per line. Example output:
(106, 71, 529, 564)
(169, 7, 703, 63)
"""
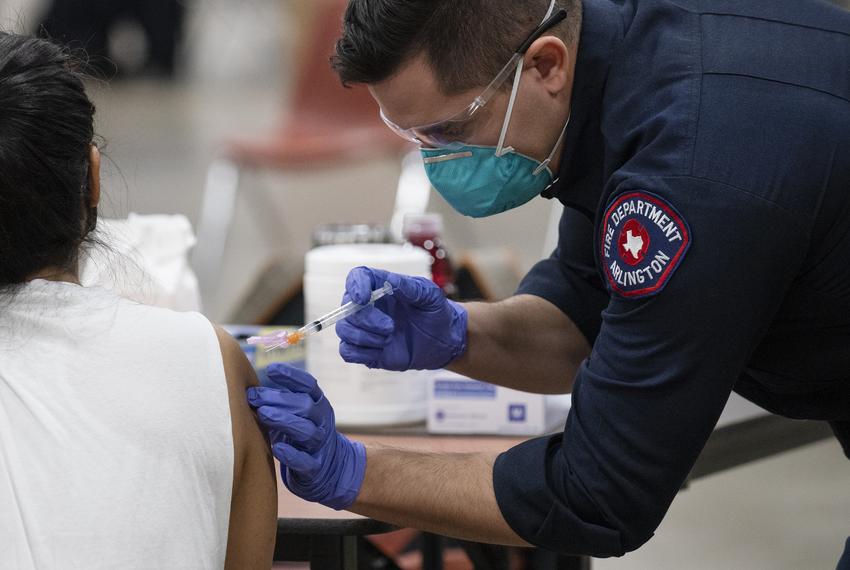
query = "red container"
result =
(402, 214, 457, 298)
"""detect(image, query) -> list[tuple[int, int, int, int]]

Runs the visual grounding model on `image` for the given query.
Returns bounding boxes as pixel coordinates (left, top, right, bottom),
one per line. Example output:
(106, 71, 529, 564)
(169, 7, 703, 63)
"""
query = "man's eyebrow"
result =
(399, 98, 485, 131)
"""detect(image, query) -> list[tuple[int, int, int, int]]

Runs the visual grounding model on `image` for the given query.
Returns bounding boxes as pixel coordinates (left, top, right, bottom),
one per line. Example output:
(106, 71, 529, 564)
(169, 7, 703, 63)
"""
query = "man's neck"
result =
(546, 108, 572, 175)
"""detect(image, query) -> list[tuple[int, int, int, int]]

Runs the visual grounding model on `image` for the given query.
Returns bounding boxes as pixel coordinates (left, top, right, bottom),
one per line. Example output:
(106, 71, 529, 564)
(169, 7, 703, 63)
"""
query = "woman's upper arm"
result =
(214, 326, 277, 570)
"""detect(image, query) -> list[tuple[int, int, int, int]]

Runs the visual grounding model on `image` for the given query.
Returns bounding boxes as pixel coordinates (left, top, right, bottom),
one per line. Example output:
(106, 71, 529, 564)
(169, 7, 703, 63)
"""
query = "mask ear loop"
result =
(533, 114, 571, 176)
(496, 0, 560, 158)
(494, 0, 564, 159)
(495, 57, 525, 157)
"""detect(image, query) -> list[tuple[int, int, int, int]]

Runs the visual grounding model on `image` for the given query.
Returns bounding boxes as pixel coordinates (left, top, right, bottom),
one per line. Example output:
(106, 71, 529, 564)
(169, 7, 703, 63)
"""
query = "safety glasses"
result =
(379, 1, 568, 150)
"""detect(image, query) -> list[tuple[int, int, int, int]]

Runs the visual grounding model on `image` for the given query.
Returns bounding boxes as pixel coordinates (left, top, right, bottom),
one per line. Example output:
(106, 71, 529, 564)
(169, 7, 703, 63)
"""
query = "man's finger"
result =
(247, 388, 323, 423)
(264, 363, 322, 400)
(339, 341, 383, 367)
(273, 442, 321, 478)
(345, 266, 390, 305)
(342, 303, 395, 334)
(254, 406, 324, 449)
(336, 320, 392, 349)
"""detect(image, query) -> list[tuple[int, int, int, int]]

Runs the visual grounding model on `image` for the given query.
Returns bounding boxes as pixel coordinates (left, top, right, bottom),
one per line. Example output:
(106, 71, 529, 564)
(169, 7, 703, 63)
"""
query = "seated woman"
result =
(0, 33, 276, 569)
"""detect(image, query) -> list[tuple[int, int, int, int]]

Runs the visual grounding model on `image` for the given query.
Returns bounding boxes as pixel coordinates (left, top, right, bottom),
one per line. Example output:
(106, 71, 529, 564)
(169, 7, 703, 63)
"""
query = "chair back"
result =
(290, 0, 382, 126)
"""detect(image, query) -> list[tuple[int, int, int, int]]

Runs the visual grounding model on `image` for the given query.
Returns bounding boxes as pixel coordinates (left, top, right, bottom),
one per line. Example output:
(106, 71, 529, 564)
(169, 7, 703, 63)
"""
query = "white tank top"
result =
(0, 280, 234, 569)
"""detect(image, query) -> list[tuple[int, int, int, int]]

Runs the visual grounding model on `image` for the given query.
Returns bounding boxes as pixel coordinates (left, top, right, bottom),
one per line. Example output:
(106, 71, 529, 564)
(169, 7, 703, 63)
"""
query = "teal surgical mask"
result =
(421, 125, 568, 218)
(420, 54, 570, 218)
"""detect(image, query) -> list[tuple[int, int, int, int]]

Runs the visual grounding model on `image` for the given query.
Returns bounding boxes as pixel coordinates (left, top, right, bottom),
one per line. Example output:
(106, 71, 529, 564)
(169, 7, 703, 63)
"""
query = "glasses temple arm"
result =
(517, 9, 568, 54)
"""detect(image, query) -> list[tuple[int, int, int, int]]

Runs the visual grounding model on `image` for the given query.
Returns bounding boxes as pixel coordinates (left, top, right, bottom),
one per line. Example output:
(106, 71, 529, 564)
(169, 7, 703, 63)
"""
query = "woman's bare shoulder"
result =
(213, 325, 260, 391)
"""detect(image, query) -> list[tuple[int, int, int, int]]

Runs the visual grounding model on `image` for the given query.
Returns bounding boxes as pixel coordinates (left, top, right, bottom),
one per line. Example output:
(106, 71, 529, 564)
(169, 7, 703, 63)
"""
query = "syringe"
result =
(247, 281, 394, 351)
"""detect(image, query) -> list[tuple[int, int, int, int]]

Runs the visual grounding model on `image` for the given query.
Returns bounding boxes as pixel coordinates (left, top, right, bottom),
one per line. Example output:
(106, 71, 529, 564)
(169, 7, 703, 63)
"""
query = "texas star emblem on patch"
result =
(601, 191, 691, 298)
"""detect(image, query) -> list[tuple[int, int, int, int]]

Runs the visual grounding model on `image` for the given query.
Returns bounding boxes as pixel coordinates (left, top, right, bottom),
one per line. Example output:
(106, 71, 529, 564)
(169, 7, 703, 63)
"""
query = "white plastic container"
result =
(304, 244, 433, 427)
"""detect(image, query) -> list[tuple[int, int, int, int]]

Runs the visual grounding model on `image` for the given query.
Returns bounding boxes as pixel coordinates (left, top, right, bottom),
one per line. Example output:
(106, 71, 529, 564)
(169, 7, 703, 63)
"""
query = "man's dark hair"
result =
(0, 33, 97, 285)
(332, 0, 582, 94)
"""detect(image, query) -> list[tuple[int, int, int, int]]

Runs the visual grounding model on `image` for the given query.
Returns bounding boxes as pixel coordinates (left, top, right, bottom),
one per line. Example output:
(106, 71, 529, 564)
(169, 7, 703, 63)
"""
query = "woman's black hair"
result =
(0, 32, 97, 286)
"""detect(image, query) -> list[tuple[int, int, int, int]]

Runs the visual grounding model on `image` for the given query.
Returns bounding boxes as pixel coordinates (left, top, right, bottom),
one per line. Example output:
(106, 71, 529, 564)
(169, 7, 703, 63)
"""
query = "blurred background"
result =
(1, 0, 560, 326)
(2, 0, 848, 568)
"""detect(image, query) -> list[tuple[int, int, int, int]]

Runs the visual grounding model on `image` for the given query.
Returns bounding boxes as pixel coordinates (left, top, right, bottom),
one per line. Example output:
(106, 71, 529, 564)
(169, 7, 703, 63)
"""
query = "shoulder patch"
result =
(600, 191, 691, 298)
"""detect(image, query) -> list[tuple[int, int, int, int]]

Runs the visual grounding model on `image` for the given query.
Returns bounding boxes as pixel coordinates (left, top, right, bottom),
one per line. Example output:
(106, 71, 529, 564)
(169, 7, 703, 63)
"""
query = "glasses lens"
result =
(380, 96, 493, 149)
(380, 110, 421, 144)
(416, 103, 496, 149)
(415, 120, 470, 148)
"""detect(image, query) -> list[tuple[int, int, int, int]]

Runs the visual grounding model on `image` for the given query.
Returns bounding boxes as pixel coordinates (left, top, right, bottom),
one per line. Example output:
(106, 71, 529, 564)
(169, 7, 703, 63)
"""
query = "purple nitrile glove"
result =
(246, 363, 366, 511)
(335, 266, 468, 371)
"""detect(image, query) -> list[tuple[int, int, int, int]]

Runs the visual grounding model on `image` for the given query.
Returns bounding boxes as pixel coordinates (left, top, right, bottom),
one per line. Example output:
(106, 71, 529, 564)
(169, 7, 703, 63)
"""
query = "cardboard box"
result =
(427, 370, 571, 436)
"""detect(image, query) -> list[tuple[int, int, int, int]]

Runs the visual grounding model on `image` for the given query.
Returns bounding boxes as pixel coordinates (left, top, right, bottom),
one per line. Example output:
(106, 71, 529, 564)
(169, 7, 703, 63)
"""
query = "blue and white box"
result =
(427, 371, 572, 435)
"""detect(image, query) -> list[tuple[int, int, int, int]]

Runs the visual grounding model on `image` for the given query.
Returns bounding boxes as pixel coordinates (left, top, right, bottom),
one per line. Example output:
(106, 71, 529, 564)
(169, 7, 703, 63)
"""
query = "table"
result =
(230, 325, 836, 566)
(273, 460, 395, 569)
(273, 415, 834, 569)
(273, 435, 529, 570)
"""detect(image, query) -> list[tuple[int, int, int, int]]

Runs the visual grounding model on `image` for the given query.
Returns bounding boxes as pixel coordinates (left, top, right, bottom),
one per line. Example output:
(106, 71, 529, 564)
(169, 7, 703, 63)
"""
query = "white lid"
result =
(306, 243, 432, 277)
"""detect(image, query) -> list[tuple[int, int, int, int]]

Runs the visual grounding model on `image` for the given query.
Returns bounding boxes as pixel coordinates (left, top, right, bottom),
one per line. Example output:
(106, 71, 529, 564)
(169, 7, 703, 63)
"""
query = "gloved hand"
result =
(336, 266, 468, 371)
(246, 363, 366, 510)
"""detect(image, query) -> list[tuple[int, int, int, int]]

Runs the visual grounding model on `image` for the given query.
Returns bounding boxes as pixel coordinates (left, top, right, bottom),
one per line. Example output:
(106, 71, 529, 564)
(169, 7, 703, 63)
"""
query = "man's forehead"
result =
(369, 55, 479, 130)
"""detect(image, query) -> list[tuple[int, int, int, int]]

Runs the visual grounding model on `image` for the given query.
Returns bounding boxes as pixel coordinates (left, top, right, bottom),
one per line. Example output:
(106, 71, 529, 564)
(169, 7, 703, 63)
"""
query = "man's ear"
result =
(88, 144, 101, 208)
(526, 36, 571, 96)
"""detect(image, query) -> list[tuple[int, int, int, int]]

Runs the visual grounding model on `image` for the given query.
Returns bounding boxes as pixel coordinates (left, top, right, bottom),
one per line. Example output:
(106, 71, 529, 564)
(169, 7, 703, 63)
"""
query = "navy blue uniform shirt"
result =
(492, 0, 850, 557)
